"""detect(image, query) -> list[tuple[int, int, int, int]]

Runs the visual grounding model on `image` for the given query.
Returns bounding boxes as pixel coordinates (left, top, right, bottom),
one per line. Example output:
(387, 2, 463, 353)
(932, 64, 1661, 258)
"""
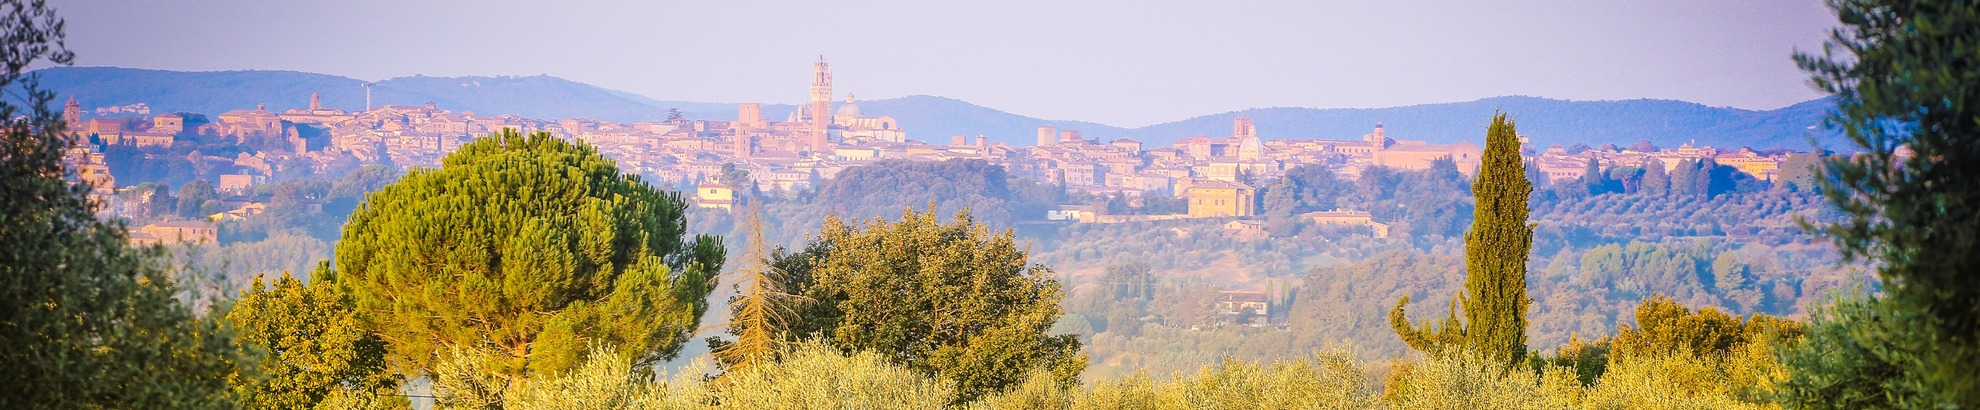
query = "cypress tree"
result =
(1581, 157, 1603, 195)
(1390, 112, 1534, 364)
(1641, 158, 1670, 197)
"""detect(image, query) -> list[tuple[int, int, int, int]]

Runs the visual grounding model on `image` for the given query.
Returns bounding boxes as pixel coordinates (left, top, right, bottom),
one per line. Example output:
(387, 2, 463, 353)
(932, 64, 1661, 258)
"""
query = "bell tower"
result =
(806, 56, 833, 153)
(1367, 123, 1388, 149)
(1232, 116, 1256, 141)
(63, 96, 80, 126)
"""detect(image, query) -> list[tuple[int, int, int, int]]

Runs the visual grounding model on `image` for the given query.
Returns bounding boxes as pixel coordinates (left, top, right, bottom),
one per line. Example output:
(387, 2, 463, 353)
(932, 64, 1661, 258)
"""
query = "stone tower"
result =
(63, 96, 80, 126)
(737, 103, 764, 129)
(1233, 116, 1256, 141)
(1367, 123, 1389, 149)
(1234, 117, 1262, 160)
(310, 92, 322, 111)
(733, 133, 754, 159)
(807, 56, 832, 153)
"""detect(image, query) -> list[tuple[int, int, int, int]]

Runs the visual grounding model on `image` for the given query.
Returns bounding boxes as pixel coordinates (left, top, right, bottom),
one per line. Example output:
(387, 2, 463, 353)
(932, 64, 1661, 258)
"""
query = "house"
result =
(208, 202, 267, 222)
(217, 174, 261, 195)
(1046, 205, 1097, 223)
(1220, 219, 1267, 240)
(1216, 291, 1269, 326)
(1300, 210, 1391, 238)
(1184, 179, 1256, 218)
(129, 220, 217, 246)
(693, 183, 735, 210)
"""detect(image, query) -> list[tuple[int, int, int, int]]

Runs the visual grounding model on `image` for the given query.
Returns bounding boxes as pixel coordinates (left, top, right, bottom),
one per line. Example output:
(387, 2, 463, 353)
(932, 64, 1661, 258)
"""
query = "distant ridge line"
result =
(30, 66, 1839, 150)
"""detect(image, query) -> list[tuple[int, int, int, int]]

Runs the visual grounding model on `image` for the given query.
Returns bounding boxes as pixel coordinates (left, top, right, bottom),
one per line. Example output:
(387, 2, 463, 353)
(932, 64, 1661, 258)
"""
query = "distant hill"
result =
(36, 66, 1840, 150)
(856, 95, 1127, 146)
(1123, 96, 1842, 151)
(33, 67, 716, 123)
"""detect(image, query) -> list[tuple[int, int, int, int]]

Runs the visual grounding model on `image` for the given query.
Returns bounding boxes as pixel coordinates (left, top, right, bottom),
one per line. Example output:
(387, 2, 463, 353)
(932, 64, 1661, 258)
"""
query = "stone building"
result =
(1185, 179, 1256, 218)
(128, 220, 217, 246)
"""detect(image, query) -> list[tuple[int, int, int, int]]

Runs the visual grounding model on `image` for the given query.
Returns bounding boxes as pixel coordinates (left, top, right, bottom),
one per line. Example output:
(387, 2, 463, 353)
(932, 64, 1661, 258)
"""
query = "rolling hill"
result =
(34, 66, 1840, 150)
(1122, 96, 1841, 151)
(31, 66, 718, 123)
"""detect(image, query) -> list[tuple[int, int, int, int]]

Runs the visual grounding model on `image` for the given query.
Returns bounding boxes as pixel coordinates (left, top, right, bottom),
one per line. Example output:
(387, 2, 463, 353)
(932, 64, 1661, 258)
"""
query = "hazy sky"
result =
(58, 0, 1837, 127)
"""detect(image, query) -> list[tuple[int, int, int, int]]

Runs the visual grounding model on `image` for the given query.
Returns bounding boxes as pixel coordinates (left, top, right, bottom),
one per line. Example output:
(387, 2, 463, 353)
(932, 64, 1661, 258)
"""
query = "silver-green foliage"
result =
(434, 342, 948, 410)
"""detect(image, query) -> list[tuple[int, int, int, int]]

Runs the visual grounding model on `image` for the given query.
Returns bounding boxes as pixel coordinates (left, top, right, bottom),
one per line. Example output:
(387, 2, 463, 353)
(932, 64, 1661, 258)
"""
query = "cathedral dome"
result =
(837, 93, 862, 117)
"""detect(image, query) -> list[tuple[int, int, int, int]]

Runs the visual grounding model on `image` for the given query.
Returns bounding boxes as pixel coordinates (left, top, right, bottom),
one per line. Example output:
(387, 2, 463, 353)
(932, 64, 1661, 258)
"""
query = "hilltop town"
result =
(60, 57, 1809, 245)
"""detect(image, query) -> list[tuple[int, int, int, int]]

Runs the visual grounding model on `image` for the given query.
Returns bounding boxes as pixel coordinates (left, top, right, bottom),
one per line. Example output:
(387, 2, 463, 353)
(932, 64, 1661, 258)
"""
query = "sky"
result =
(57, 0, 1838, 127)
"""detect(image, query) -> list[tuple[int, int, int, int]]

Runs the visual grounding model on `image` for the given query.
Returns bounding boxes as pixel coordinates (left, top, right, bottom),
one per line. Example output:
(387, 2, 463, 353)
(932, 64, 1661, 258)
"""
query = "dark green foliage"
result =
(177, 179, 217, 219)
(336, 129, 724, 379)
(1796, 0, 1980, 403)
(1780, 293, 1953, 408)
(322, 164, 401, 217)
(0, 2, 242, 407)
(1392, 113, 1533, 365)
(1279, 164, 1353, 212)
(103, 143, 203, 188)
(1639, 160, 1671, 197)
(1270, 160, 1473, 239)
(1572, 241, 1714, 300)
(1536, 336, 1610, 386)
(1101, 262, 1157, 301)
(1395, 159, 1475, 237)
(1604, 165, 1642, 194)
(1612, 158, 1758, 200)
(1260, 164, 1356, 236)
(1261, 177, 1301, 237)
(1528, 187, 1826, 253)
(1580, 157, 1604, 196)
(716, 162, 751, 187)
(223, 164, 401, 244)
(228, 266, 403, 409)
(1775, 152, 1823, 192)
(765, 208, 1085, 403)
(814, 159, 1016, 226)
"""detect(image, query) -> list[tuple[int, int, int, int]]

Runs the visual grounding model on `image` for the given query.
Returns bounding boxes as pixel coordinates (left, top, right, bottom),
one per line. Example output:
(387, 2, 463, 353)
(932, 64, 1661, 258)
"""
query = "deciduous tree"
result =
(0, 2, 242, 407)
(177, 178, 217, 219)
(709, 203, 794, 375)
(768, 207, 1084, 403)
(228, 266, 402, 409)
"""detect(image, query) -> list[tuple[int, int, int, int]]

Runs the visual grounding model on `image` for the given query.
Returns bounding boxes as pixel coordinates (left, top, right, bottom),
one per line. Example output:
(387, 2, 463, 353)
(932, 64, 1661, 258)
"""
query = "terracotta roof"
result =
(1187, 179, 1254, 191)
(1218, 291, 1268, 303)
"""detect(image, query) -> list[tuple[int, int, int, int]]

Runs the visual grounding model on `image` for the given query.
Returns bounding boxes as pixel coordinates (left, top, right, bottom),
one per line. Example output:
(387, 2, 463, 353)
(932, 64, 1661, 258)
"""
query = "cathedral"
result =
(782, 56, 906, 150)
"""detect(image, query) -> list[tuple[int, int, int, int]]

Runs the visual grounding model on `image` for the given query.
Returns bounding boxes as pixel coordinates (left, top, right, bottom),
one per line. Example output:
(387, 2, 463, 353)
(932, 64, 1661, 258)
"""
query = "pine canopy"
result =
(336, 129, 724, 379)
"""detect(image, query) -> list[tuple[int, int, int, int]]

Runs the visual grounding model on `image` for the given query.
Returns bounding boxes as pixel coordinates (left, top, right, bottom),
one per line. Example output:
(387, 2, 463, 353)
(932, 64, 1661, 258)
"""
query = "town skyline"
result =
(63, 57, 1817, 239)
(57, 0, 1834, 127)
(37, 63, 1839, 153)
